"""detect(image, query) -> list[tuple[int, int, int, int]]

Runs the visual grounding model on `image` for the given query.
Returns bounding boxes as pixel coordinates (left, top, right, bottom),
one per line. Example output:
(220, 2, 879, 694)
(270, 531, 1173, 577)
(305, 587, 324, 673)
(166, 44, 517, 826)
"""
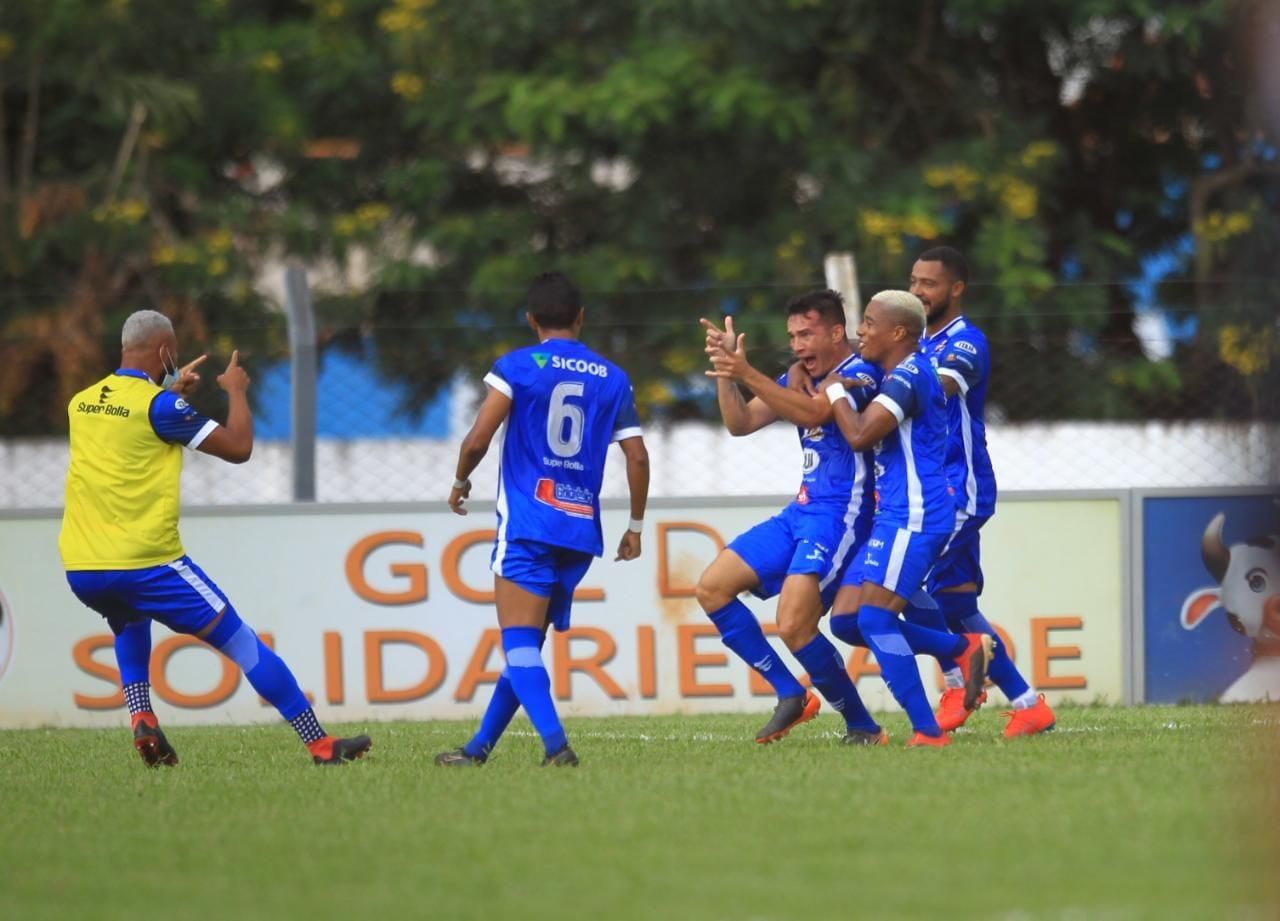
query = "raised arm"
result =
(701, 317, 776, 435)
(822, 373, 899, 452)
(197, 351, 254, 464)
(706, 319, 833, 429)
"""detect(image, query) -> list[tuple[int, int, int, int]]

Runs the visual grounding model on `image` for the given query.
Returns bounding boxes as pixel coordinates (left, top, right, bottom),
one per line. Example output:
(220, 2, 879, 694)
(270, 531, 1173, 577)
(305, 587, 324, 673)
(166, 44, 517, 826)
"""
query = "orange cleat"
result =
(1003, 695, 1056, 738)
(906, 730, 951, 748)
(955, 633, 995, 711)
(755, 690, 821, 744)
(936, 686, 987, 732)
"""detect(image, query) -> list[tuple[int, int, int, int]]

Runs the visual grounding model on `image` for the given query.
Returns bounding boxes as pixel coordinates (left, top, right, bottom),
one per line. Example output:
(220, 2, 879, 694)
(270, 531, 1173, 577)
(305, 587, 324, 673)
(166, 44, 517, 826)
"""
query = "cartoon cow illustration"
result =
(1180, 512, 1280, 702)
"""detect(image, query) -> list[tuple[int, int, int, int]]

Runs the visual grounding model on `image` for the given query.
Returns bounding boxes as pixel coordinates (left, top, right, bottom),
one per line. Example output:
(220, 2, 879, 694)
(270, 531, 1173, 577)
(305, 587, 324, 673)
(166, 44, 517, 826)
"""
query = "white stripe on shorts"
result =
(883, 528, 910, 594)
(167, 559, 227, 614)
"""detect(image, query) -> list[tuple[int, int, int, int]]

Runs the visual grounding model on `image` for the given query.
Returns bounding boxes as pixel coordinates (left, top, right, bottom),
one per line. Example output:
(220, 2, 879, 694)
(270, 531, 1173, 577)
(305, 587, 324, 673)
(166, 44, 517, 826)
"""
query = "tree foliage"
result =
(1, 0, 1275, 433)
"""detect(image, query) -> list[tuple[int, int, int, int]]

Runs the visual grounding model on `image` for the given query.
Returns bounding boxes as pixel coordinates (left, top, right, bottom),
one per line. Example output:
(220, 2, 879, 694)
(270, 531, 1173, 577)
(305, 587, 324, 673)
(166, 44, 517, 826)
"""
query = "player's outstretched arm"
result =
(822, 374, 899, 451)
(198, 350, 254, 464)
(449, 386, 512, 515)
(615, 435, 649, 561)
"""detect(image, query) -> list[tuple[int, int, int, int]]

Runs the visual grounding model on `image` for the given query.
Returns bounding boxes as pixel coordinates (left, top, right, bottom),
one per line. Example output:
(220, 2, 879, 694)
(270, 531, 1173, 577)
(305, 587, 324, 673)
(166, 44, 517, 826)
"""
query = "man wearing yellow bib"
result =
(59, 310, 371, 767)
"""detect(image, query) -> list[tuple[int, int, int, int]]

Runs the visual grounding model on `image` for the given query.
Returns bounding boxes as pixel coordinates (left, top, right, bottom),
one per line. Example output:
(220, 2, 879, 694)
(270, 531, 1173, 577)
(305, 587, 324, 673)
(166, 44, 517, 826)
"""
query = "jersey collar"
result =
(114, 368, 153, 381)
(924, 315, 968, 343)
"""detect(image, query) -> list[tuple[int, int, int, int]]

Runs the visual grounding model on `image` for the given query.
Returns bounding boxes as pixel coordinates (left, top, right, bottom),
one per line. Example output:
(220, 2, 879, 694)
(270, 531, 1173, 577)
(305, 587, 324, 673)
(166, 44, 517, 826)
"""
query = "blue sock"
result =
(859, 605, 942, 736)
(900, 603, 968, 660)
(708, 600, 804, 698)
(938, 593, 1030, 701)
(829, 612, 865, 647)
(464, 670, 521, 759)
(206, 610, 310, 721)
(114, 619, 151, 686)
(793, 633, 879, 733)
(501, 626, 567, 757)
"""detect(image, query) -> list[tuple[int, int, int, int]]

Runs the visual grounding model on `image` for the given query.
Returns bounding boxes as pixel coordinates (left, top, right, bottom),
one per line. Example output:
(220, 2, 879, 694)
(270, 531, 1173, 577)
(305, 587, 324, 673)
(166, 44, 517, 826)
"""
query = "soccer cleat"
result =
(1003, 695, 1057, 738)
(840, 727, 889, 746)
(906, 730, 951, 748)
(541, 745, 580, 767)
(955, 633, 995, 712)
(936, 686, 987, 732)
(309, 734, 373, 765)
(131, 713, 179, 767)
(434, 747, 486, 766)
(755, 690, 821, 744)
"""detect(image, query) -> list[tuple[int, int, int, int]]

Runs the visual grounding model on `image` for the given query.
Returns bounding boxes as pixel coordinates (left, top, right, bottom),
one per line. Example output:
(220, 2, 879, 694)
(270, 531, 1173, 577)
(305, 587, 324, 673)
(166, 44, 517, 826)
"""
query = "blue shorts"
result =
(65, 555, 231, 636)
(842, 522, 951, 600)
(491, 538, 595, 632)
(728, 504, 867, 609)
(927, 512, 990, 594)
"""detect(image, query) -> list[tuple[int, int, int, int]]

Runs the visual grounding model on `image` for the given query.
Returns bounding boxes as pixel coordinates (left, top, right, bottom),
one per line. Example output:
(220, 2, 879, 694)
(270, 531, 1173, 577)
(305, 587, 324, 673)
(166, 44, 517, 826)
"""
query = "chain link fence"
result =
(2, 280, 1276, 508)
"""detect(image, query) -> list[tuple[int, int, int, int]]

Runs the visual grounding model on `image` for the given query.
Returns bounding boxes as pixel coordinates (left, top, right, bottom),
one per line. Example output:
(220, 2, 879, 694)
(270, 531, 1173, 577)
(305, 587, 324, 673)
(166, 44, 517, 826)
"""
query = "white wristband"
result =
(627, 518, 644, 534)
(452, 477, 470, 490)
(825, 382, 848, 404)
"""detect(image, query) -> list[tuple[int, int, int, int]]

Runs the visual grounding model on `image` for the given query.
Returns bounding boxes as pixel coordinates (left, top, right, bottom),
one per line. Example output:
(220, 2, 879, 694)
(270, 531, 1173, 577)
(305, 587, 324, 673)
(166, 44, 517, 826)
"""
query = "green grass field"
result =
(2, 704, 1278, 920)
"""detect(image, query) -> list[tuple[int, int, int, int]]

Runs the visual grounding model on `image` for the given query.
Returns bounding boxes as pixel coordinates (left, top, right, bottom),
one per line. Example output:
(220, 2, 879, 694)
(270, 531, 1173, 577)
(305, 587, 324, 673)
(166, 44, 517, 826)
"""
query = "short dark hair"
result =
(526, 271, 582, 329)
(784, 289, 846, 328)
(916, 246, 969, 284)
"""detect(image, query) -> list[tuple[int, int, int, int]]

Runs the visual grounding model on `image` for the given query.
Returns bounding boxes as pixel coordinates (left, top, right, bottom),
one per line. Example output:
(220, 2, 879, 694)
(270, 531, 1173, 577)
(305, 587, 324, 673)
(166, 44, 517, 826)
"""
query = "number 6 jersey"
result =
(483, 338, 642, 557)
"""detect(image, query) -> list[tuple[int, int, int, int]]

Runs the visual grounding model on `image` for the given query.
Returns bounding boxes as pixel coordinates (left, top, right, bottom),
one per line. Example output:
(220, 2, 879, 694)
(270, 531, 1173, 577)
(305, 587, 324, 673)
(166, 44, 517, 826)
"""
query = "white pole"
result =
(823, 252, 861, 331)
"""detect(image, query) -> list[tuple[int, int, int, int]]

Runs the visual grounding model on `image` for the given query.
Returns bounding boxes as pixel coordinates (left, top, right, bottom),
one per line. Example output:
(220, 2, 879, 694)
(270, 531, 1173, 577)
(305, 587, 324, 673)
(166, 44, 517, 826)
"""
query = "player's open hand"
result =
(448, 480, 471, 515)
(615, 530, 641, 562)
(173, 354, 208, 396)
(705, 316, 749, 380)
(216, 350, 251, 393)
(785, 360, 821, 396)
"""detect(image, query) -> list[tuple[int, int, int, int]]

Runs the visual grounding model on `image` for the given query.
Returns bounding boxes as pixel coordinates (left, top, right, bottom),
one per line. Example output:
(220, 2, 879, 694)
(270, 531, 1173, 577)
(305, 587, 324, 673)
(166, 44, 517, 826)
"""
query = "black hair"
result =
(916, 246, 970, 284)
(784, 289, 846, 328)
(526, 271, 582, 330)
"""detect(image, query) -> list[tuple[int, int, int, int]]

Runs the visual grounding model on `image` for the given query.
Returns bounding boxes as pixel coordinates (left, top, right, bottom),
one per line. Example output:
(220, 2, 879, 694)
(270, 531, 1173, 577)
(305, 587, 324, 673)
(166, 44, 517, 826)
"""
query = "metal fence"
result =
(1, 276, 1276, 508)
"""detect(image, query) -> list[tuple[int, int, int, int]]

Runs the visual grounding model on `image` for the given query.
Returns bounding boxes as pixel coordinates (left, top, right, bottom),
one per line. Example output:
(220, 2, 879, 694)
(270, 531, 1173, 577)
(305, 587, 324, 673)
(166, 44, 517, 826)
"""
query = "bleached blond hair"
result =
(121, 310, 174, 349)
(869, 290, 926, 338)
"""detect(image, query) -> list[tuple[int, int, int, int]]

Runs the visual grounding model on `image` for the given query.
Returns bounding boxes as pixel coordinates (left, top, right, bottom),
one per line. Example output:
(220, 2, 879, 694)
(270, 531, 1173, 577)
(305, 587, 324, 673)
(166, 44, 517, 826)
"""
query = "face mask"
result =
(160, 348, 179, 390)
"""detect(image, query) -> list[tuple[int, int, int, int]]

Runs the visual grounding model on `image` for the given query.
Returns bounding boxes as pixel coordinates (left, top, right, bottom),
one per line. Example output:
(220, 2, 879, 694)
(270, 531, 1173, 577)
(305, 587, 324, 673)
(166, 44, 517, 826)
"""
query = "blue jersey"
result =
(484, 339, 641, 557)
(922, 317, 997, 517)
(780, 354, 878, 524)
(868, 352, 954, 533)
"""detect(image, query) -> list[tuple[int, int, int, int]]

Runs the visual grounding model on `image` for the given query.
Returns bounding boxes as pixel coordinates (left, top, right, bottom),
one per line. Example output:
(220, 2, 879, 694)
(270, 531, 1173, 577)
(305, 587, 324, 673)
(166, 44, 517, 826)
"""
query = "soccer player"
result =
(59, 310, 371, 766)
(698, 290, 886, 745)
(822, 291, 993, 747)
(910, 246, 1056, 736)
(434, 272, 650, 767)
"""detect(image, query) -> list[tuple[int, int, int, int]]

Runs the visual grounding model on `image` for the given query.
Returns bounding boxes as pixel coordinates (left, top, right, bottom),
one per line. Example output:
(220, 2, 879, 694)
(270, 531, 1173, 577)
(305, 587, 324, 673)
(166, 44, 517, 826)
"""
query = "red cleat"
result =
(906, 730, 951, 748)
(307, 734, 373, 765)
(955, 633, 995, 712)
(131, 712, 179, 767)
(936, 686, 986, 732)
(1003, 695, 1056, 738)
(755, 691, 821, 744)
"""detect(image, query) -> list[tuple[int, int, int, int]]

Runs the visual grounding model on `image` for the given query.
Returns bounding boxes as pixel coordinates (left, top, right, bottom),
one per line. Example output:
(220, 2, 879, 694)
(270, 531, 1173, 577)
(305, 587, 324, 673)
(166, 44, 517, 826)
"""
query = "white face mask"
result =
(159, 347, 179, 390)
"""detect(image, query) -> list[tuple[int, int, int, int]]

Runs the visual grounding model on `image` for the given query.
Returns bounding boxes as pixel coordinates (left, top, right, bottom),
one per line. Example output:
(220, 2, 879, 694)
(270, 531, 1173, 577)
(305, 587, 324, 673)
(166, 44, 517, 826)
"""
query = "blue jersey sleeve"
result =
(612, 379, 642, 441)
(936, 331, 986, 395)
(483, 353, 517, 398)
(873, 366, 920, 422)
(149, 391, 216, 447)
(839, 358, 881, 412)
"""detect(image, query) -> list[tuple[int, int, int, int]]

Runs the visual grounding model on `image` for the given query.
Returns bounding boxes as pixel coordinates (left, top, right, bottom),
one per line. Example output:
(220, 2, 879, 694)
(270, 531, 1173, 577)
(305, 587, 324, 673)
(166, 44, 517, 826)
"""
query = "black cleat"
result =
(840, 727, 889, 746)
(434, 747, 486, 767)
(310, 734, 372, 765)
(755, 690, 821, 744)
(541, 745, 579, 767)
(132, 715, 179, 767)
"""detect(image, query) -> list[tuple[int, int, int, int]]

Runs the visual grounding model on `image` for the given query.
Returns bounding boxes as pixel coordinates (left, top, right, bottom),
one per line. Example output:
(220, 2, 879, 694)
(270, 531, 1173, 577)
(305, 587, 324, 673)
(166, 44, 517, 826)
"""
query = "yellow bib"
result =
(58, 373, 186, 570)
